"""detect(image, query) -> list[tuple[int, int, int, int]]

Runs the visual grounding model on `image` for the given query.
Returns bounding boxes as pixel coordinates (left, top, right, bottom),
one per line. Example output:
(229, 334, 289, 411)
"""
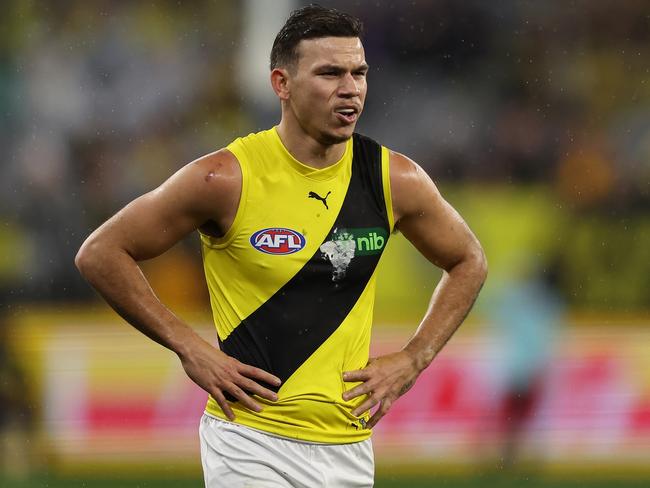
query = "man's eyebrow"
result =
(314, 63, 370, 72)
(314, 64, 345, 72)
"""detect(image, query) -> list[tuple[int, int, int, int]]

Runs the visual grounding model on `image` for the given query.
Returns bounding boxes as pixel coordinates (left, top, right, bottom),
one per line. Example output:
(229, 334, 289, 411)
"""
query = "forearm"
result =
(403, 252, 487, 372)
(75, 240, 199, 358)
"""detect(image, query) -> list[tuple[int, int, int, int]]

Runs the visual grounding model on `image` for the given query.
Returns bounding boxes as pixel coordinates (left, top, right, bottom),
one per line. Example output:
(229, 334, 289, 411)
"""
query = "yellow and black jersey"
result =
(200, 127, 394, 443)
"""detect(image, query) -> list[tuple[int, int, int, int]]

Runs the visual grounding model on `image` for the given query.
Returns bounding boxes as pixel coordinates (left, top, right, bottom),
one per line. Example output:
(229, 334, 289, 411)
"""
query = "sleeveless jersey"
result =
(200, 127, 394, 443)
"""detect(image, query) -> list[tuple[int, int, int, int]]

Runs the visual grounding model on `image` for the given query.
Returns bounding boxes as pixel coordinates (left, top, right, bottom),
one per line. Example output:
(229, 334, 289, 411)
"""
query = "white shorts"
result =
(199, 414, 374, 488)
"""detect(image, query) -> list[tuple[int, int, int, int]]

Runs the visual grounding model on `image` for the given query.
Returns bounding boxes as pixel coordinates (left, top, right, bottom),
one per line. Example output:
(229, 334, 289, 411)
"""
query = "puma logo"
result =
(308, 191, 331, 210)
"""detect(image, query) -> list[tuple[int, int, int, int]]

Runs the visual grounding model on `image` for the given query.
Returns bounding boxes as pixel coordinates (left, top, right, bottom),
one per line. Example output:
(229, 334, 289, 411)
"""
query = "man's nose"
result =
(338, 73, 361, 97)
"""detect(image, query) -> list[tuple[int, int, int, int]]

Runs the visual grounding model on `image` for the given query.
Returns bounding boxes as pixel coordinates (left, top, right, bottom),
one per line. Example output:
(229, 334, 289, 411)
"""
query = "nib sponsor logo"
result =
(354, 230, 385, 255)
(250, 228, 306, 255)
(336, 227, 387, 256)
(320, 227, 388, 281)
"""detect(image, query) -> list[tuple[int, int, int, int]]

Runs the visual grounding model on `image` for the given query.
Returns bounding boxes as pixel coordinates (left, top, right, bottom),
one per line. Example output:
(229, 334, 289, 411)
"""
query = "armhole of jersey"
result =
(381, 145, 395, 232)
(199, 147, 249, 249)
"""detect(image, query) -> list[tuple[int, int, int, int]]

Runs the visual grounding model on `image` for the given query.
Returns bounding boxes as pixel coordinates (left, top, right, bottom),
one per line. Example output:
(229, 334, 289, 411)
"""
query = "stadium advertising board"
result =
(11, 316, 650, 473)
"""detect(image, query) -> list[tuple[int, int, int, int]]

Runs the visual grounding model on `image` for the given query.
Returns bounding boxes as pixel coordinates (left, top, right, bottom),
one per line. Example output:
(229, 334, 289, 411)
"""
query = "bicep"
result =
(391, 153, 480, 271)
(97, 189, 202, 261)
(87, 150, 239, 261)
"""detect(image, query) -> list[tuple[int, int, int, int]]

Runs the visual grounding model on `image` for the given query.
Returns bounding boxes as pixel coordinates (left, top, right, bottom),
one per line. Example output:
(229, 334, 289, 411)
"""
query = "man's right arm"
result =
(75, 149, 280, 420)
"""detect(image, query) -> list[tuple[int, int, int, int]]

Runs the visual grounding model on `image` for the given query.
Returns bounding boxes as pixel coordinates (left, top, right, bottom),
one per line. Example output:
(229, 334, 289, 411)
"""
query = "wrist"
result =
(167, 321, 202, 360)
(402, 340, 434, 373)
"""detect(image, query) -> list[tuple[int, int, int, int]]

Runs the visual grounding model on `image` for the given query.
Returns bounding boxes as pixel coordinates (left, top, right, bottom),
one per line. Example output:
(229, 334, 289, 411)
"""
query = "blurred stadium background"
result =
(1, 0, 649, 486)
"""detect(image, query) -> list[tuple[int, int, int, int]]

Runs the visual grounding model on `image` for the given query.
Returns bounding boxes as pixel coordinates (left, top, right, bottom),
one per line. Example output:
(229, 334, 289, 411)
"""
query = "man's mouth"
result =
(334, 107, 359, 124)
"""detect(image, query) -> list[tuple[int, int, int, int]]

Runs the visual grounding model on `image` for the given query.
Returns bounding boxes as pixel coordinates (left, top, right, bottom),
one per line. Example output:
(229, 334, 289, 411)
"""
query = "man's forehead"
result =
(296, 36, 366, 67)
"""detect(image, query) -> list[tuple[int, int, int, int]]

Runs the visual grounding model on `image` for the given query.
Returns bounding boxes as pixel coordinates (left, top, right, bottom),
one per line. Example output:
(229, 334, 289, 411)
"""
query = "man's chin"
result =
(319, 127, 355, 145)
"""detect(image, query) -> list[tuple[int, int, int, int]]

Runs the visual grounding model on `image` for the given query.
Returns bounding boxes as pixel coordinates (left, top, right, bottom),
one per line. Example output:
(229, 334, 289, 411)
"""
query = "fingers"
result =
(212, 390, 235, 421)
(342, 382, 370, 401)
(343, 352, 418, 428)
(351, 394, 379, 417)
(234, 362, 281, 402)
(241, 364, 282, 388)
(211, 376, 278, 421)
(349, 393, 393, 426)
(342, 368, 371, 383)
(183, 346, 282, 420)
(238, 376, 279, 402)
(226, 384, 264, 413)
(366, 399, 392, 428)
(220, 365, 281, 414)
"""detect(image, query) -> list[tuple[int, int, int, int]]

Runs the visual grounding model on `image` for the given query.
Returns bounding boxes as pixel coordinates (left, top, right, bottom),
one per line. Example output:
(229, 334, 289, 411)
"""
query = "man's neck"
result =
(276, 120, 347, 170)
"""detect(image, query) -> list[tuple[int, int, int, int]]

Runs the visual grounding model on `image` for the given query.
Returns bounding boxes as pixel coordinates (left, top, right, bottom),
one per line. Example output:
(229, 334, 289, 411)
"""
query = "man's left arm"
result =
(342, 150, 488, 427)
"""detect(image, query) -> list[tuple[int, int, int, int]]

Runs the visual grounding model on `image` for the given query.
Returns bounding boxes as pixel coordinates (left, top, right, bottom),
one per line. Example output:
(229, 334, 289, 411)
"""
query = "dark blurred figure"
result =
(0, 316, 33, 480)
(489, 258, 564, 469)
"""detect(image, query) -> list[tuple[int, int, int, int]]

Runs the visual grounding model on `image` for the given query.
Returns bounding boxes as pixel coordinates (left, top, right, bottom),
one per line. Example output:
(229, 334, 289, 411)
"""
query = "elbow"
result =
(456, 240, 487, 287)
(478, 250, 488, 284)
(472, 244, 488, 286)
(75, 235, 103, 280)
(74, 240, 92, 278)
(445, 242, 487, 287)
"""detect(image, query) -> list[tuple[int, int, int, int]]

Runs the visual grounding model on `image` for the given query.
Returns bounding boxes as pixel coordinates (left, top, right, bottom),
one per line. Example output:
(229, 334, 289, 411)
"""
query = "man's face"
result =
(286, 37, 368, 145)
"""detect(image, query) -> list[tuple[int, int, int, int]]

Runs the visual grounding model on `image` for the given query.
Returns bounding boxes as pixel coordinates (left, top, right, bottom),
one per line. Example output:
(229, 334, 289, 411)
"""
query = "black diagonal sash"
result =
(220, 134, 390, 392)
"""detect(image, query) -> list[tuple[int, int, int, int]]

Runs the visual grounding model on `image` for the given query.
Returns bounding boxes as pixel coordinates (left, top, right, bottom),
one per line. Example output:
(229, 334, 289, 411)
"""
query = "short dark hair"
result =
(270, 5, 363, 70)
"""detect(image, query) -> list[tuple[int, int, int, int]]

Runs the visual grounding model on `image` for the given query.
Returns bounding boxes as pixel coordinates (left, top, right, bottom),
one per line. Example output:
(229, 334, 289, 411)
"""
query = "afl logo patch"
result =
(250, 228, 306, 255)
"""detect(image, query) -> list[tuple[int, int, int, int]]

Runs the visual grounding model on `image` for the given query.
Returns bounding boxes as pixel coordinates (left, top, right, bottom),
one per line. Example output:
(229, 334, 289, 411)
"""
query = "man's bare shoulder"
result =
(177, 148, 242, 237)
(187, 148, 241, 195)
(388, 149, 440, 225)
(137, 147, 243, 239)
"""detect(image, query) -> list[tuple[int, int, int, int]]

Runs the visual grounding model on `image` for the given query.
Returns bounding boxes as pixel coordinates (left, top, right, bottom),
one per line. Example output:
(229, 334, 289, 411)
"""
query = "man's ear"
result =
(271, 68, 291, 100)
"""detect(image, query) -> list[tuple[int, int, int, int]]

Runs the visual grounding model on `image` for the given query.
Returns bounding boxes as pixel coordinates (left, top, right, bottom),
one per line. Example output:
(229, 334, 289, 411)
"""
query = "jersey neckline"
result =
(270, 126, 352, 182)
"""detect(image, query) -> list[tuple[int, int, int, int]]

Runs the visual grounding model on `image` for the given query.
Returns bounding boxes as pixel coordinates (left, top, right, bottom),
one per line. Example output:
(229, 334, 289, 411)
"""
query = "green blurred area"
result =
(3, 475, 650, 488)
(374, 184, 650, 325)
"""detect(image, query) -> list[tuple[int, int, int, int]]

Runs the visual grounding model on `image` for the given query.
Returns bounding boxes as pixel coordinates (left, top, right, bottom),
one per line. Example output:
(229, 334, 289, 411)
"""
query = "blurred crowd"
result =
(1, 0, 648, 309)
(351, 0, 649, 205)
(1, 1, 246, 304)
